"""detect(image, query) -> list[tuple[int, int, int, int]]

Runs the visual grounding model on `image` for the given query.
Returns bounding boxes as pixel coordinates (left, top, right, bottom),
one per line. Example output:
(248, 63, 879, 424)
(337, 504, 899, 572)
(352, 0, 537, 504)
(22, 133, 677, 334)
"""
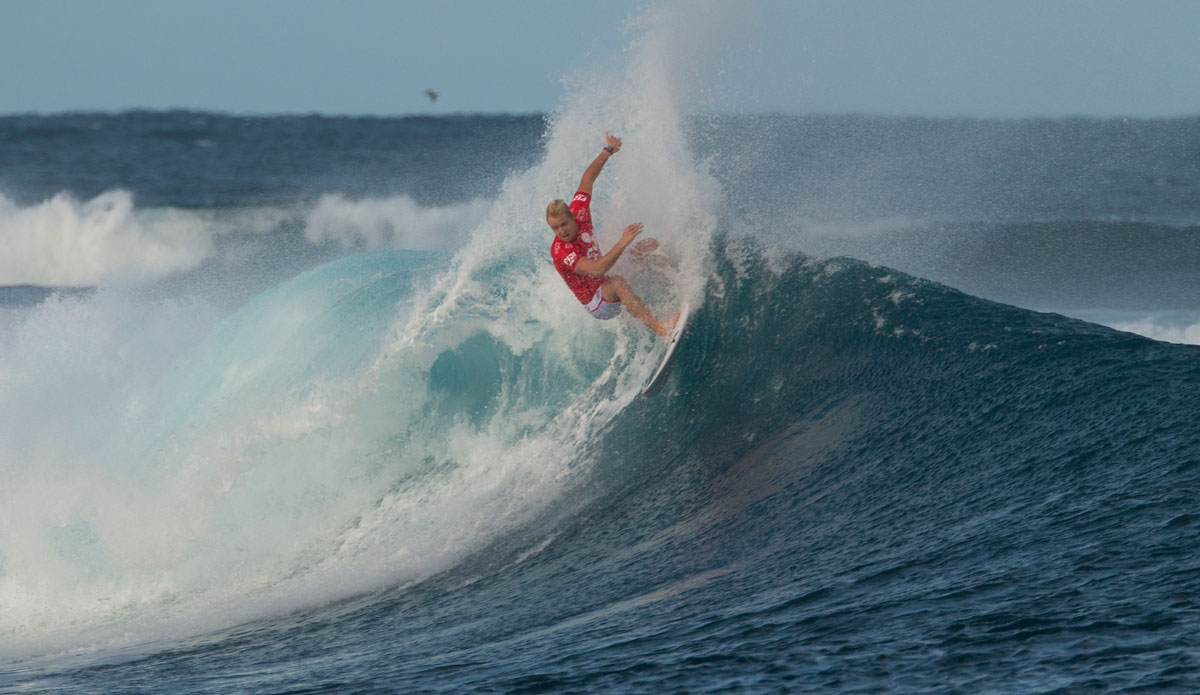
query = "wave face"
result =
(3, 239, 1199, 692)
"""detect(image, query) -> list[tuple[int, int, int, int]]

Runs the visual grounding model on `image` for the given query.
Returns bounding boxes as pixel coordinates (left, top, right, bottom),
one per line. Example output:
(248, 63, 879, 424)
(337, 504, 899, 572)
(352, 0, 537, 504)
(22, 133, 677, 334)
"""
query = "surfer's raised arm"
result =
(576, 133, 622, 195)
(546, 132, 679, 339)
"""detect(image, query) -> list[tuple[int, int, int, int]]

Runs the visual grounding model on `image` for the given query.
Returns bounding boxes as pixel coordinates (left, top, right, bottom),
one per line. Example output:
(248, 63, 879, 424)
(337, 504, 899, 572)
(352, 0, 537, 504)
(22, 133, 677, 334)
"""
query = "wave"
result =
(6, 229, 1199, 663)
(789, 218, 1200, 314)
(0, 191, 214, 287)
(0, 191, 498, 289)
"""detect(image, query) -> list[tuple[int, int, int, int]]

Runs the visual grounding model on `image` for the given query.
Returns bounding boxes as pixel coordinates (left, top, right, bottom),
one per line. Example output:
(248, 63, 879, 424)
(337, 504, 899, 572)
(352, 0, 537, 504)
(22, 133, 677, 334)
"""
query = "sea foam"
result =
(0, 191, 213, 287)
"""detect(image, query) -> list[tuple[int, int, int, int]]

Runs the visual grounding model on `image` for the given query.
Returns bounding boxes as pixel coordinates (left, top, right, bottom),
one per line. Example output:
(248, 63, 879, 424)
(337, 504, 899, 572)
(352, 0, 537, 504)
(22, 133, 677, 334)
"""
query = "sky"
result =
(1, 0, 1198, 118)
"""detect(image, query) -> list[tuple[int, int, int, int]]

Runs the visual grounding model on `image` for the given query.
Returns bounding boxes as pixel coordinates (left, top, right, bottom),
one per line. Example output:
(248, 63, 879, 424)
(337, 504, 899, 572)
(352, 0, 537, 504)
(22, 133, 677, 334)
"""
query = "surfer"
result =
(547, 133, 679, 338)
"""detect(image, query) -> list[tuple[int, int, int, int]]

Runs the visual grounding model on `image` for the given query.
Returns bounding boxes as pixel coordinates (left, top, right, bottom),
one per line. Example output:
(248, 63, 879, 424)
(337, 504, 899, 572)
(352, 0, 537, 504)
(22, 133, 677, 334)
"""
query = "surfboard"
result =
(642, 302, 690, 397)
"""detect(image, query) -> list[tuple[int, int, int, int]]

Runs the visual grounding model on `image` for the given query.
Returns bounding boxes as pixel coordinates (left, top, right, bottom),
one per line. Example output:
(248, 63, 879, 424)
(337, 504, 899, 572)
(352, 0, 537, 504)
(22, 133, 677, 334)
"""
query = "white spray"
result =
(0, 0, 740, 661)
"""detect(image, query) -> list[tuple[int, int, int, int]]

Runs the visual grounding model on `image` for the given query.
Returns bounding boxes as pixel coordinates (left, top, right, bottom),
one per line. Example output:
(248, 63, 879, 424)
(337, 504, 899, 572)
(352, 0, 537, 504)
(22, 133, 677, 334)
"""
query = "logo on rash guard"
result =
(573, 193, 588, 203)
(564, 252, 578, 266)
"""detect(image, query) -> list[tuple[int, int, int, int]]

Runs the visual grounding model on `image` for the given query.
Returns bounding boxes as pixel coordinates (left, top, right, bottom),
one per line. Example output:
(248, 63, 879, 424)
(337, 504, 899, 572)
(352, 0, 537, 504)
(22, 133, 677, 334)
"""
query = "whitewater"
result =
(3, 4, 1200, 694)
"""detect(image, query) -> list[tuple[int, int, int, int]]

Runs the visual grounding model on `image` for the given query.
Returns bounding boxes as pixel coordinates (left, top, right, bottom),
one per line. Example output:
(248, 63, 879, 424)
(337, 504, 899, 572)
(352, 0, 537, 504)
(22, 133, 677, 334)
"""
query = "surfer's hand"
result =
(604, 133, 622, 153)
(620, 222, 644, 244)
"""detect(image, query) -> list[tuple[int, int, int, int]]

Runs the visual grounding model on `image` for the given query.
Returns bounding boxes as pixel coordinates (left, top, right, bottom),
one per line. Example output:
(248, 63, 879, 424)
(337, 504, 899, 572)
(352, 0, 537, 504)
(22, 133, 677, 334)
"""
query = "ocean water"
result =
(3, 15, 1200, 695)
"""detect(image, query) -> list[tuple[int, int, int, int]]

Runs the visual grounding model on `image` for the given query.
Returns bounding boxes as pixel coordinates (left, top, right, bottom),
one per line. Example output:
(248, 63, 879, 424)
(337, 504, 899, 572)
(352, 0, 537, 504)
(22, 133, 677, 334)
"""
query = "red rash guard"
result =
(550, 191, 607, 304)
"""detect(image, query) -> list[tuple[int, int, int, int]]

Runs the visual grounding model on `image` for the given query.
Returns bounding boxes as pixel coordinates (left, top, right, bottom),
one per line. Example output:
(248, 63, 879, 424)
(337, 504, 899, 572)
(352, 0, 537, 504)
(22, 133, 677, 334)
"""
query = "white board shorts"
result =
(586, 286, 622, 320)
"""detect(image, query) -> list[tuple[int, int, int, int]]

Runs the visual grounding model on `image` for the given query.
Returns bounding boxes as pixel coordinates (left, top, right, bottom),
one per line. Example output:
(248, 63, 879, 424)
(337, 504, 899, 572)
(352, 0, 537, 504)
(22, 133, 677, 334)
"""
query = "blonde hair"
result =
(546, 199, 570, 220)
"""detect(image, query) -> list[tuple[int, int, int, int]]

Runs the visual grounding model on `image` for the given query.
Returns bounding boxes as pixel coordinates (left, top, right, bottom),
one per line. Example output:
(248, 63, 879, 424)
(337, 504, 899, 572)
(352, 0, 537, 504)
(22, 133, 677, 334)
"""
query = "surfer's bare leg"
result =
(602, 275, 680, 338)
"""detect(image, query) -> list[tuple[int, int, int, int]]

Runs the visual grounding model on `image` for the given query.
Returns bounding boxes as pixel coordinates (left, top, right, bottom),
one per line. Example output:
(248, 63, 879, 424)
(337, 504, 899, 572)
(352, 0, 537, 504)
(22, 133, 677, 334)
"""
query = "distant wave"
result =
(790, 218, 1200, 314)
(1074, 310, 1200, 346)
(0, 191, 495, 288)
(0, 191, 213, 287)
(304, 194, 489, 250)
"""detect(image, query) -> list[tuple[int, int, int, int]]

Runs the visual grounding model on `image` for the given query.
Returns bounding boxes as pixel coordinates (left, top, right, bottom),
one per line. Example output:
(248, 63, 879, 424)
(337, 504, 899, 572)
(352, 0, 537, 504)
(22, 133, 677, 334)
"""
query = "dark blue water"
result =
(1, 110, 1199, 694)
(0, 111, 544, 208)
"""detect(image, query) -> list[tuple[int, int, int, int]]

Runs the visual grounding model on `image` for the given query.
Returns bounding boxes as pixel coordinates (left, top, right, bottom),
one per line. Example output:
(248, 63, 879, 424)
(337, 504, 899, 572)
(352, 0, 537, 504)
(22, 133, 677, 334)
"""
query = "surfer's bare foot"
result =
(657, 310, 681, 339)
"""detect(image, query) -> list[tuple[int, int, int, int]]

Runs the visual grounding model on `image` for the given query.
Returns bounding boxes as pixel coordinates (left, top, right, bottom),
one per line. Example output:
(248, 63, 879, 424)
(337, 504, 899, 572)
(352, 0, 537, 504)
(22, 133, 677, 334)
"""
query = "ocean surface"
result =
(1, 98, 1199, 693)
